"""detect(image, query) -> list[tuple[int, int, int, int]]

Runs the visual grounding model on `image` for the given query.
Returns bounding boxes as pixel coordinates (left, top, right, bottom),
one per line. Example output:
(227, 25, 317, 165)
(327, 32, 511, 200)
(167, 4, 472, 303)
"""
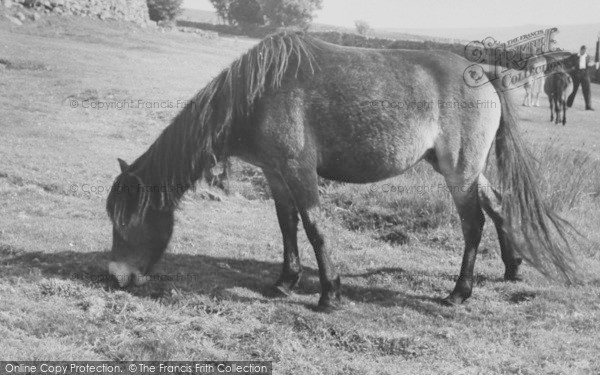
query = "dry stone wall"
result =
(2, 0, 150, 26)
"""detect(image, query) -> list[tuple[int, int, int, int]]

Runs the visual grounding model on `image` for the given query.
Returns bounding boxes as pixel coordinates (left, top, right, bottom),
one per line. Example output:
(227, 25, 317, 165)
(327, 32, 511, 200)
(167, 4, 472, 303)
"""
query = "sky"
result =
(183, 0, 600, 29)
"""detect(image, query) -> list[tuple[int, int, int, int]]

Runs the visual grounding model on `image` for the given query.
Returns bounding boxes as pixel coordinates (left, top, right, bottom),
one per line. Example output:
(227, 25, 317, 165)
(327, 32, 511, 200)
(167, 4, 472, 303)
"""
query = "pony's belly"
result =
(314, 119, 438, 183)
(316, 152, 422, 183)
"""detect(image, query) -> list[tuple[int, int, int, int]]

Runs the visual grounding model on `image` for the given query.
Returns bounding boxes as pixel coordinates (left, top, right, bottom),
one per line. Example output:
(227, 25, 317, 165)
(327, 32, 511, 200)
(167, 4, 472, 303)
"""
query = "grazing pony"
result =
(522, 55, 547, 107)
(544, 65, 574, 125)
(106, 32, 577, 310)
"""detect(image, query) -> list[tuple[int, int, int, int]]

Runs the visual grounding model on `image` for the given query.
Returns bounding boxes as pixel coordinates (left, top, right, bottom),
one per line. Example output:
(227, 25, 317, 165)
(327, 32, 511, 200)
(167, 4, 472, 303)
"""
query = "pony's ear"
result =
(118, 158, 129, 172)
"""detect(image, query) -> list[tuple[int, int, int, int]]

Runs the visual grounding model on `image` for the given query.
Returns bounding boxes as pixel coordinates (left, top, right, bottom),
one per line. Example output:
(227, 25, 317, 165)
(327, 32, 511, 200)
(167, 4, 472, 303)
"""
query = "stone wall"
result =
(2, 0, 150, 25)
(311, 31, 466, 56)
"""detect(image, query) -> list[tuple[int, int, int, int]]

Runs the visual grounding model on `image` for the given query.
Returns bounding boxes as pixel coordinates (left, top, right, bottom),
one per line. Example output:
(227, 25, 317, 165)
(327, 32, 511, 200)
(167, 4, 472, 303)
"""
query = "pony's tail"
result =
(491, 81, 579, 283)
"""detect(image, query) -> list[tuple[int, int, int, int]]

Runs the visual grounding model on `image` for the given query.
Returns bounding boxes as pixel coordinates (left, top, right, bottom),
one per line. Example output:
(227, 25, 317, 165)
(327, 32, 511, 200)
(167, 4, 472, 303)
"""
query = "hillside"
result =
(179, 8, 221, 25)
(179, 8, 464, 43)
(178, 8, 599, 51)
(381, 23, 600, 52)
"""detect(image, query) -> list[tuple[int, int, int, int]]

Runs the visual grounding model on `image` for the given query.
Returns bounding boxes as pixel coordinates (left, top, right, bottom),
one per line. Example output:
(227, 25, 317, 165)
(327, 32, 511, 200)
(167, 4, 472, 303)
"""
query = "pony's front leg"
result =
(264, 171, 303, 296)
(300, 206, 341, 311)
(265, 164, 341, 312)
(280, 164, 341, 311)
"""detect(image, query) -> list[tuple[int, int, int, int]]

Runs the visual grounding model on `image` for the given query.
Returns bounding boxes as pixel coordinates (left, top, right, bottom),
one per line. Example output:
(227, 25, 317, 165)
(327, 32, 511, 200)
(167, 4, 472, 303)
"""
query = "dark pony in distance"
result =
(107, 31, 577, 310)
(544, 63, 574, 125)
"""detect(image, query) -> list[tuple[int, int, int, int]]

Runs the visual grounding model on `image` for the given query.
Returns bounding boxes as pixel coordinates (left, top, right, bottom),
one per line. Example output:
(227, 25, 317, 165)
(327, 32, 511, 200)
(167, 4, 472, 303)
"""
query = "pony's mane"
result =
(107, 31, 318, 225)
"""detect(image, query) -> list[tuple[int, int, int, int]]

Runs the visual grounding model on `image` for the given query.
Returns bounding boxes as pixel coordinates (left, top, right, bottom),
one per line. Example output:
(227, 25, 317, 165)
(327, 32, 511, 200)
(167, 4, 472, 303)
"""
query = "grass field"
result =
(1, 15, 600, 374)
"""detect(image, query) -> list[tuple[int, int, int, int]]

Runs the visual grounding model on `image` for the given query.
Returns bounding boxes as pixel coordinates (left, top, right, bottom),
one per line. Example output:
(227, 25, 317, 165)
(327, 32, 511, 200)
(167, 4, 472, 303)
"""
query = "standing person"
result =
(567, 45, 599, 110)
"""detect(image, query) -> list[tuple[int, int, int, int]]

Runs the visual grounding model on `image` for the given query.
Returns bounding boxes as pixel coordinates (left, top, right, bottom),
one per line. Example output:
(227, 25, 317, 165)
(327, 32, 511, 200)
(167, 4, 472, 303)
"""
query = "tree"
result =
(257, 0, 322, 27)
(229, 0, 264, 26)
(209, 0, 230, 21)
(210, 0, 322, 27)
(354, 20, 370, 37)
(210, 0, 264, 26)
(147, 0, 183, 22)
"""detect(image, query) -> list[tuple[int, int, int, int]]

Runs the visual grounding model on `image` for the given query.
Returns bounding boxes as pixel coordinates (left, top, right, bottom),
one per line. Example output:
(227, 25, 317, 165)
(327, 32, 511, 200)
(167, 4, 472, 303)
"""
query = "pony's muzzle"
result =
(108, 261, 150, 287)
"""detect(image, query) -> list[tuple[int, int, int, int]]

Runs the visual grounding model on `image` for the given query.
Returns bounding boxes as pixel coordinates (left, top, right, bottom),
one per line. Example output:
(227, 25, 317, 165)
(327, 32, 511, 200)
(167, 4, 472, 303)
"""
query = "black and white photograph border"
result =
(1, 0, 599, 373)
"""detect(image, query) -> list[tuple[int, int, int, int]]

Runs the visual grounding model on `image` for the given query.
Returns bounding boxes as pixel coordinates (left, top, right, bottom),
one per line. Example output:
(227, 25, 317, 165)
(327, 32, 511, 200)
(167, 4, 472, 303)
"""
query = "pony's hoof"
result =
(504, 261, 523, 282)
(272, 275, 302, 297)
(504, 274, 523, 282)
(316, 297, 344, 313)
(441, 293, 468, 306)
(504, 269, 523, 282)
(271, 283, 294, 297)
(272, 272, 302, 296)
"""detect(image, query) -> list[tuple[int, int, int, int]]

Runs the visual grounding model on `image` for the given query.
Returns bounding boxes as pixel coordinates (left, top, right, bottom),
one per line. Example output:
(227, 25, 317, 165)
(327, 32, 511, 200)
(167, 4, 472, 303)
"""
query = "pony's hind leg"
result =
(263, 170, 302, 296)
(442, 177, 486, 305)
(477, 175, 523, 281)
(533, 79, 543, 106)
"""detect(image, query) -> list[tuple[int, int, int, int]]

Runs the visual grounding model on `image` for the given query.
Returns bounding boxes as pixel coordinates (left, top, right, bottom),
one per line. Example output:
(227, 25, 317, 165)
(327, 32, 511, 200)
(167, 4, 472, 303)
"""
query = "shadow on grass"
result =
(0, 244, 461, 317)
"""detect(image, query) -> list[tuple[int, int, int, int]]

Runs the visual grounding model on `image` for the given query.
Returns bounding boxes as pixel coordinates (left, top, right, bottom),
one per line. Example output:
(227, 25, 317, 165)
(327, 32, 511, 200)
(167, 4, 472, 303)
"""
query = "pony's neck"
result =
(131, 153, 212, 212)
(129, 103, 222, 210)
(119, 31, 316, 211)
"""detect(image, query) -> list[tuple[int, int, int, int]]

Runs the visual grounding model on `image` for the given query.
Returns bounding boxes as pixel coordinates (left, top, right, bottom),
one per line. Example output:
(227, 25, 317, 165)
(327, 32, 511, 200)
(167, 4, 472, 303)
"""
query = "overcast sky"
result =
(183, 0, 600, 29)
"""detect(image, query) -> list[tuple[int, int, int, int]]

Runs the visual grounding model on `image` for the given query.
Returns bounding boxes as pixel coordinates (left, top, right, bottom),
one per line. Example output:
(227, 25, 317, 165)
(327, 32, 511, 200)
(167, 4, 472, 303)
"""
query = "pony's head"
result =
(106, 158, 174, 287)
